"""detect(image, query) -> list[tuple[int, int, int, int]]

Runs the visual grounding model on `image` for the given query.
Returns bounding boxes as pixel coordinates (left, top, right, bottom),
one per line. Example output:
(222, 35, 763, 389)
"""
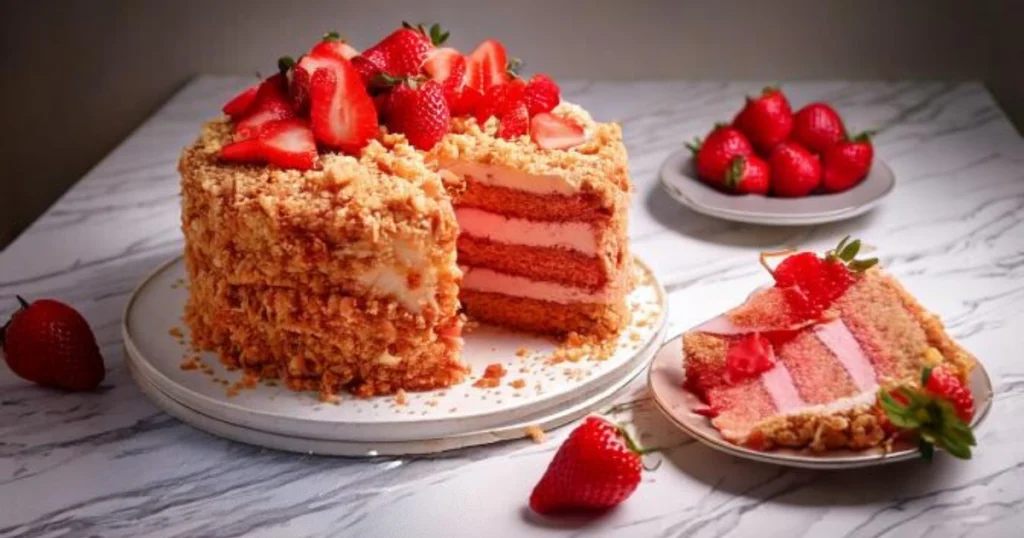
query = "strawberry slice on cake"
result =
(683, 237, 978, 457)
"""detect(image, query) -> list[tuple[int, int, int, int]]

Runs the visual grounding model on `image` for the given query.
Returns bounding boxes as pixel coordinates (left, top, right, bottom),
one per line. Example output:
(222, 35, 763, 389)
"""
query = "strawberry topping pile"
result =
(768, 236, 877, 323)
(688, 87, 876, 196)
(724, 333, 777, 384)
(880, 365, 977, 460)
(218, 24, 581, 170)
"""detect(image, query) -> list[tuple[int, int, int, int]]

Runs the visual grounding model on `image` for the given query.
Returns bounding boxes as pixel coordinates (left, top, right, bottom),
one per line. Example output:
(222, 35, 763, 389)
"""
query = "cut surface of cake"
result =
(682, 239, 977, 453)
(179, 26, 633, 397)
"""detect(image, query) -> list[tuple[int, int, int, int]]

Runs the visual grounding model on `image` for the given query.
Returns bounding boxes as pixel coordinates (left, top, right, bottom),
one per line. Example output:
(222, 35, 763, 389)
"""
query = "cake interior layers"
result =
(446, 161, 630, 335)
(683, 272, 974, 447)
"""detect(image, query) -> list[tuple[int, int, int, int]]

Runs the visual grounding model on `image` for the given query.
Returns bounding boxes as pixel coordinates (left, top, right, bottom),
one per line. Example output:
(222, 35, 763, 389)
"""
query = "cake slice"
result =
(683, 238, 977, 456)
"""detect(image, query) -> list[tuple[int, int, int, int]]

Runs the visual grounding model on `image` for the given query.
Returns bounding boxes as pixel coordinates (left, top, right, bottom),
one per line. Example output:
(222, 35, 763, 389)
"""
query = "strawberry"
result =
(724, 333, 776, 384)
(771, 237, 877, 321)
(234, 74, 295, 139)
(791, 102, 846, 154)
(1, 297, 105, 391)
(497, 103, 529, 139)
(467, 39, 510, 91)
(475, 78, 526, 124)
(821, 133, 874, 193)
(385, 78, 451, 150)
(769, 141, 821, 197)
(352, 54, 385, 88)
(529, 416, 643, 514)
(362, 22, 449, 79)
(311, 31, 359, 61)
(422, 47, 467, 110)
(288, 32, 362, 113)
(723, 155, 770, 195)
(733, 87, 793, 153)
(530, 113, 586, 150)
(309, 60, 379, 154)
(524, 74, 560, 117)
(879, 365, 977, 460)
(221, 118, 318, 170)
(222, 84, 258, 119)
(686, 126, 754, 184)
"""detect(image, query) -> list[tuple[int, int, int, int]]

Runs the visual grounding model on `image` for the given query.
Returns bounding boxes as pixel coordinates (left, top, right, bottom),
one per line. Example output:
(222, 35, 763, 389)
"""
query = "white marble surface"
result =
(2, 77, 1023, 537)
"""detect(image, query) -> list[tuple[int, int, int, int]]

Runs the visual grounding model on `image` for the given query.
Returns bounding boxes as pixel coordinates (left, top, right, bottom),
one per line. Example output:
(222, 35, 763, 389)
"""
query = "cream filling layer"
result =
(760, 361, 807, 412)
(443, 161, 577, 196)
(460, 266, 613, 304)
(455, 207, 597, 255)
(355, 239, 447, 313)
(813, 319, 878, 392)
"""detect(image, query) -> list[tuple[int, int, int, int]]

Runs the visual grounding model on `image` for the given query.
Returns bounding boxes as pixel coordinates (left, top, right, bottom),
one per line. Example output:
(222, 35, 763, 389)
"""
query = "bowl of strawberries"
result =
(659, 87, 895, 226)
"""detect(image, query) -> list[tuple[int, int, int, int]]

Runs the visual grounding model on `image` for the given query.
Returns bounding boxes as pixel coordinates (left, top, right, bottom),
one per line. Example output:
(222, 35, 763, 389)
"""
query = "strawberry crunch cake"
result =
(683, 238, 978, 458)
(179, 24, 633, 397)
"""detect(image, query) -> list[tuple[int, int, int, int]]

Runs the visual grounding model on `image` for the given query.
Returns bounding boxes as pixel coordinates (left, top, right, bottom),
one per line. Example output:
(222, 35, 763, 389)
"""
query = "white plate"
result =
(647, 333, 993, 469)
(124, 256, 666, 443)
(659, 149, 896, 226)
(127, 340, 654, 456)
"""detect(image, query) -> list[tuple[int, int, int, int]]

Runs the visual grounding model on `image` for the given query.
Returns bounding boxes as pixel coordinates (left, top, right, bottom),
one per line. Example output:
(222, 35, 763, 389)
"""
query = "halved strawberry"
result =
(234, 74, 295, 139)
(221, 118, 318, 170)
(497, 103, 529, 139)
(467, 39, 509, 90)
(362, 23, 448, 79)
(309, 60, 378, 154)
(289, 54, 343, 114)
(724, 333, 776, 384)
(422, 47, 467, 110)
(530, 113, 585, 150)
(222, 85, 258, 119)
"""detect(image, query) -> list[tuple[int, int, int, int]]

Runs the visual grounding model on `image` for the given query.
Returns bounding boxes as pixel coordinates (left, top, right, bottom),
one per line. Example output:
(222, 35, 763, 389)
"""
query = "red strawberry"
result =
(309, 60, 379, 154)
(234, 74, 295, 139)
(352, 54, 386, 88)
(222, 84, 258, 119)
(475, 78, 526, 124)
(362, 22, 448, 78)
(497, 103, 529, 139)
(288, 33, 362, 113)
(310, 32, 359, 61)
(531, 113, 585, 150)
(723, 155, 770, 195)
(529, 416, 642, 514)
(724, 333, 776, 384)
(923, 366, 974, 423)
(771, 237, 876, 321)
(733, 87, 793, 153)
(422, 47, 467, 110)
(467, 39, 510, 91)
(385, 78, 451, 150)
(221, 118, 318, 170)
(822, 133, 874, 193)
(1, 296, 105, 391)
(687, 126, 754, 184)
(524, 74, 560, 117)
(770, 141, 821, 197)
(791, 103, 846, 154)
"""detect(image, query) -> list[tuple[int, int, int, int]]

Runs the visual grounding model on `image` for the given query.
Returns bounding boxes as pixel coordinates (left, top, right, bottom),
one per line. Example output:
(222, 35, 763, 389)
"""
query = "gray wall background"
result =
(2, 0, 1021, 248)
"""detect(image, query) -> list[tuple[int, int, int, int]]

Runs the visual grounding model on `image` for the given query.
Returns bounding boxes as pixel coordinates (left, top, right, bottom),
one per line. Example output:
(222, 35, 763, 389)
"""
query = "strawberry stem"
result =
(322, 31, 342, 42)
(685, 137, 702, 155)
(16, 296, 29, 309)
(758, 249, 796, 277)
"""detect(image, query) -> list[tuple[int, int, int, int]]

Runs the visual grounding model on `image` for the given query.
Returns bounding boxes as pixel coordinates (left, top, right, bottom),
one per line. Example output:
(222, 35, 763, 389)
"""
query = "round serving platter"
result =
(659, 149, 896, 226)
(648, 333, 993, 470)
(124, 256, 666, 445)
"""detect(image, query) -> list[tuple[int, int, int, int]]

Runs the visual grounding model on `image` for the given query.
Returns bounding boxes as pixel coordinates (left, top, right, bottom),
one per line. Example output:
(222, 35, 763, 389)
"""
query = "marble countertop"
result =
(2, 77, 1023, 538)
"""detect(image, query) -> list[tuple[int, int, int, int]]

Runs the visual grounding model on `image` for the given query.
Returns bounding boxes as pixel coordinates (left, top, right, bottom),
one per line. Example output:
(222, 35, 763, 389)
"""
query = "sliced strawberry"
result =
(221, 118, 318, 170)
(309, 61, 378, 154)
(497, 103, 529, 139)
(423, 47, 467, 110)
(289, 54, 343, 114)
(235, 74, 295, 139)
(724, 333, 776, 384)
(222, 85, 258, 119)
(530, 113, 585, 150)
(468, 39, 509, 90)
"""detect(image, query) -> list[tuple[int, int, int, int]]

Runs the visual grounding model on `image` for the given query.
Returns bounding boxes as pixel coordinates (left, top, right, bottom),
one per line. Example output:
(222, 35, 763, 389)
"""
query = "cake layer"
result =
(460, 289, 630, 337)
(457, 236, 606, 289)
(455, 178, 609, 221)
(460, 266, 615, 304)
(455, 207, 597, 254)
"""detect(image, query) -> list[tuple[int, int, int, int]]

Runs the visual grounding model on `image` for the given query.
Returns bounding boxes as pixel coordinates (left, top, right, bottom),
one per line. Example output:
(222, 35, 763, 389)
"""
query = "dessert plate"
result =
(659, 149, 895, 226)
(124, 256, 666, 444)
(647, 333, 993, 470)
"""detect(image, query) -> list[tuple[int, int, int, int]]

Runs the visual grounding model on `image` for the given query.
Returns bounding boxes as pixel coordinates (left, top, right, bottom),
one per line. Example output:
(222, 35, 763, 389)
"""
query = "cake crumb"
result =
(179, 358, 198, 370)
(395, 389, 409, 406)
(509, 378, 526, 389)
(525, 425, 548, 443)
(169, 327, 184, 339)
(318, 391, 342, 405)
(473, 363, 508, 388)
(515, 346, 531, 358)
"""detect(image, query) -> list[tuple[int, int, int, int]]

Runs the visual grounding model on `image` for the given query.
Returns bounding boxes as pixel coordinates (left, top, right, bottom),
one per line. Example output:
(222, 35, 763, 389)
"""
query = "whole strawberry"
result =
(529, 416, 643, 515)
(724, 155, 770, 195)
(770, 141, 821, 197)
(361, 22, 449, 78)
(822, 133, 874, 193)
(1, 297, 105, 391)
(687, 126, 754, 184)
(771, 236, 877, 321)
(923, 365, 974, 423)
(733, 87, 793, 153)
(524, 74, 560, 117)
(880, 365, 977, 460)
(791, 103, 846, 154)
(385, 78, 452, 150)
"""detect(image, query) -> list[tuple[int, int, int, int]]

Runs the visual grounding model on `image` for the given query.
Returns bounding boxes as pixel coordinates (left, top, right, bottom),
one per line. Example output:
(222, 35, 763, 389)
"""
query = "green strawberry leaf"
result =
(322, 31, 341, 42)
(839, 240, 861, 262)
(685, 137, 703, 155)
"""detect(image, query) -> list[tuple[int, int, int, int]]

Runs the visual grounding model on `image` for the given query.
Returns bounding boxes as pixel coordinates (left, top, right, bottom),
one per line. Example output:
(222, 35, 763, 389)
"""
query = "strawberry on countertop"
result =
(769, 141, 821, 197)
(529, 416, 643, 514)
(221, 118, 319, 170)
(309, 59, 379, 154)
(531, 113, 586, 150)
(687, 125, 754, 184)
(791, 102, 846, 154)
(723, 154, 770, 195)
(821, 133, 874, 193)
(1, 297, 105, 391)
(733, 87, 793, 153)
(384, 77, 452, 150)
